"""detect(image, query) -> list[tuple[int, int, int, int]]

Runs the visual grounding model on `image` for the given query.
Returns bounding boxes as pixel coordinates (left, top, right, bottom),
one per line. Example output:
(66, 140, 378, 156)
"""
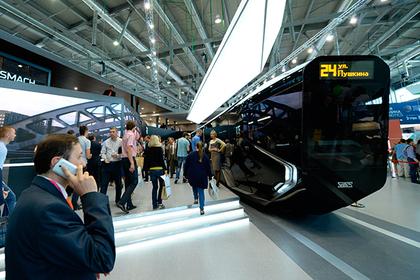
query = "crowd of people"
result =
(391, 138, 420, 184)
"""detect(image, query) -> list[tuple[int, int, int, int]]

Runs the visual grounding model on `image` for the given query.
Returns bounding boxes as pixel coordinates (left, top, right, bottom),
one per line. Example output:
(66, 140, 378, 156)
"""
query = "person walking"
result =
(100, 127, 123, 204)
(402, 139, 420, 184)
(116, 121, 138, 213)
(191, 129, 202, 152)
(144, 135, 167, 210)
(87, 134, 102, 190)
(209, 130, 225, 187)
(166, 137, 177, 178)
(395, 139, 409, 178)
(184, 142, 212, 215)
(0, 126, 16, 214)
(174, 132, 190, 184)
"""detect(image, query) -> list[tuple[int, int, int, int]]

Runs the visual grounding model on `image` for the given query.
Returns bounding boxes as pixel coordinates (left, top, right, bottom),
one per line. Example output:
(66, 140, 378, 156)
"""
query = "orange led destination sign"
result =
(319, 61, 374, 80)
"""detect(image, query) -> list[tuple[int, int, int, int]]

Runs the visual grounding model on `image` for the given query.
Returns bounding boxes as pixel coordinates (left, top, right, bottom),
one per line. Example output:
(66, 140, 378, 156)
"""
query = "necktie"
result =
(66, 197, 74, 210)
(108, 91, 112, 96)
(47, 178, 74, 210)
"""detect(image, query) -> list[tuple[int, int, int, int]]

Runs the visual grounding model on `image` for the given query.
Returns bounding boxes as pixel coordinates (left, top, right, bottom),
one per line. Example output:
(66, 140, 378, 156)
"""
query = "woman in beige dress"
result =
(209, 130, 225, 187)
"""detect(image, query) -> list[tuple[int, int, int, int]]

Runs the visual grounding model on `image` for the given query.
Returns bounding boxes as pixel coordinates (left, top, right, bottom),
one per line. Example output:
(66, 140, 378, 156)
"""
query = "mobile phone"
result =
(52, 158, 78, 179)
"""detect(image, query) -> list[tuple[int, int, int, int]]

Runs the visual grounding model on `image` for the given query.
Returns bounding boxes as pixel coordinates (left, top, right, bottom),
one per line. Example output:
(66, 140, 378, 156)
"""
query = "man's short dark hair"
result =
(88, 134, 95, 141)
(67, 130, 75, 135)
(407, 139, 413, 144)
(401, 139, 406, 143)
(126, 121, 136, 131)
(34, 134, 79, 174)
(79, 125, 88, 136)
(182, 132, 189, 137)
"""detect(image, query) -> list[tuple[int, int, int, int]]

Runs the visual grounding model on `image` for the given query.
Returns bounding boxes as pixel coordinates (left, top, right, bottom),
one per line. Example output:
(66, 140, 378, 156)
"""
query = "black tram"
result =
(217, 56, 390, 214)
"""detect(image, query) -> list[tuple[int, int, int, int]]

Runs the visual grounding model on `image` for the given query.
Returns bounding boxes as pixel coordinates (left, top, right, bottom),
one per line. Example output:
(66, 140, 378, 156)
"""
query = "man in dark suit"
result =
(5, 133, 115, 280)
(88, 134, 102, 190)
(166, 137, 177, 178)
(103, 85, 116, 96)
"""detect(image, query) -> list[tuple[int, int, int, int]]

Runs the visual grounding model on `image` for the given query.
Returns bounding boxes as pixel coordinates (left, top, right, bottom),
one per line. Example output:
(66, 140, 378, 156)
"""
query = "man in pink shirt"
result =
(116, 121, 138, 213)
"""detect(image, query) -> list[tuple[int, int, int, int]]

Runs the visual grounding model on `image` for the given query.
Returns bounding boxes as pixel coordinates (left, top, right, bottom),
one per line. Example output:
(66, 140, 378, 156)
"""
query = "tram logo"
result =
(337, 182, 353, 188)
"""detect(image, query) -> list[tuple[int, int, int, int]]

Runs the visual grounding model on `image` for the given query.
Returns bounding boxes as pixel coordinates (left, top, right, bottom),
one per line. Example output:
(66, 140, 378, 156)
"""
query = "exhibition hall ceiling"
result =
(0, 0, 420, 121)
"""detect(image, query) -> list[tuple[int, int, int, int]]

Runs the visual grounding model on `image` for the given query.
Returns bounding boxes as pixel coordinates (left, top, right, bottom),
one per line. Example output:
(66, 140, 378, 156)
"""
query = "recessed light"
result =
(18, 64, 23, 68)
(153, 111, 155, 113)
(146, 65, 151, 69)
(74, 87, 78, 90)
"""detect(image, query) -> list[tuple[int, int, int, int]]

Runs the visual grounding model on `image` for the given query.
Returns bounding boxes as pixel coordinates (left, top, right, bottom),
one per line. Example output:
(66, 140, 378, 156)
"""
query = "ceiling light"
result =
(215, 14, 222, 24)
(153, 51, 156, 55)
(350, 15, 357, 24)
(153, 111, 155, 113)
(113, 40, 119, 46)
(271, 74, 275, 79)
(150, 24, 154, 29)
(282, 66, 286, 72)
(292, 58, 297, 64)
(187, 0, 287, 124)
(18, 64, 23, 68)
(141, 107, 144, 110)
(151, 38, 155, 43)
(144, 2, 151, 10)
(153, 62, 157, 65)
(167, 80, 171, 84)
(154, 70, 158, 73)
(146, 65, 151, 69)
(326, 33, 334, 41)
(257, 116, 271, 122)
(74, 87, 78, 90)
(308, 47, 313, 53)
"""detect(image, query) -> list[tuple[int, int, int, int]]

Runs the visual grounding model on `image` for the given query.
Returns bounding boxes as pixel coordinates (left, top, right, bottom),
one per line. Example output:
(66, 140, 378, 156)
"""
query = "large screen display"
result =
(0, 87, 144, 160)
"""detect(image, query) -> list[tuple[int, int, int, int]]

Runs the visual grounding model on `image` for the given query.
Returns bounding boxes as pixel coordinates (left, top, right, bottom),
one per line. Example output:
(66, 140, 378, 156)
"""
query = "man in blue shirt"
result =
(191, 129, 202, 152)
(0, 126, 16, 215)
(402, 139, 419, 183)
(175, 132, 190, 184)
(395, 139, 409, 178)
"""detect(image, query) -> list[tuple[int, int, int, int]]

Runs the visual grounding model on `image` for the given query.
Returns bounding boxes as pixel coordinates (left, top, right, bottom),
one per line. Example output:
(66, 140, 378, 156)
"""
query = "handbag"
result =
(160, 175, 171, 200)
(0, 203, 10, 248)
(208, 178, 220, 200)
(136, 166, 144, 188)
(135, 156, 144, 169)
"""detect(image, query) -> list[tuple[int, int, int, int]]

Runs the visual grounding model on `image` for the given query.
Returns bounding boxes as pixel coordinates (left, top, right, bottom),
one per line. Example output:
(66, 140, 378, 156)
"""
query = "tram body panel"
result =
(218, 56, 390, 214)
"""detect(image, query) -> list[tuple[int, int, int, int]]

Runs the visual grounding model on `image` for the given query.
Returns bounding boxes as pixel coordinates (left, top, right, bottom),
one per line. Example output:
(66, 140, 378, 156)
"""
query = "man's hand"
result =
(62, 165, 97, 196)
(2, 187, 9, 199)
(129, 163, 135, 173)
(111, 153, 117, 158)
(105, 158, 110, 164)
(96, 272, 110, 279)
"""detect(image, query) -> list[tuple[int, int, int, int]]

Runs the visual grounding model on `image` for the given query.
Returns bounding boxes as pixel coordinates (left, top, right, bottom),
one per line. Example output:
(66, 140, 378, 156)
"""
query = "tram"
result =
(216, 56, 390, 214)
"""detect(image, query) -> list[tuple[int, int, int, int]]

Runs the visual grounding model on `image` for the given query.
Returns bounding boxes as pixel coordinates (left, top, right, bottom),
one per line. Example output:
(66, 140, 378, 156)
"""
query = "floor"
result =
(82, 172, 420, 280)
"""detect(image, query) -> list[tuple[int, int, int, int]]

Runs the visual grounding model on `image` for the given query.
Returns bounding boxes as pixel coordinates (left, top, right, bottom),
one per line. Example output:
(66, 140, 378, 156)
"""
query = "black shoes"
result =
(412, 181, 420, 184)
(174, 179, 178, 184)
(127, 205, 137, 210)
(116, 203, 129, 213)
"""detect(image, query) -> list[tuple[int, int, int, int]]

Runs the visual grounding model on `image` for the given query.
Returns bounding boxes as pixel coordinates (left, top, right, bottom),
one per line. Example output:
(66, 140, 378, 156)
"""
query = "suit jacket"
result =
(88, 140, 102, 167)
(167, 143, 177, 161)
(5, 176, 115, 280)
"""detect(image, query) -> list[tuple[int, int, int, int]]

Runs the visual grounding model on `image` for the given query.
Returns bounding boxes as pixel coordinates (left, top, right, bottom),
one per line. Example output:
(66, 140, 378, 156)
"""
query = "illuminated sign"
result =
(0, 52, 50, 86)
(319, 61, 374, 80)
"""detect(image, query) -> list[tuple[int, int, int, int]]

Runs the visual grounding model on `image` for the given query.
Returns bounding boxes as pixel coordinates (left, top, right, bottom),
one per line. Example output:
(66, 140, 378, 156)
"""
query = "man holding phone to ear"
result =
(5, 133, 115, 280)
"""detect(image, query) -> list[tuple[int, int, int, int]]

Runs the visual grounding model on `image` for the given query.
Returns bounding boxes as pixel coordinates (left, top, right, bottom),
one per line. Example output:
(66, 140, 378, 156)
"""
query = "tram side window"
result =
(243, 91, 302, 164)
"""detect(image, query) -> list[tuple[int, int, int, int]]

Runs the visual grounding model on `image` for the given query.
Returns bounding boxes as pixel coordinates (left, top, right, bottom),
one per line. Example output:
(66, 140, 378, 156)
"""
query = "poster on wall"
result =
(389, 101, 420, 125)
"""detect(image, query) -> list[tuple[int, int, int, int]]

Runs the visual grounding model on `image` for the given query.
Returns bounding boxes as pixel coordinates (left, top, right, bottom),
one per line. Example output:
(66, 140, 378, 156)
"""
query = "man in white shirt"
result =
(100, 127, 123, 204)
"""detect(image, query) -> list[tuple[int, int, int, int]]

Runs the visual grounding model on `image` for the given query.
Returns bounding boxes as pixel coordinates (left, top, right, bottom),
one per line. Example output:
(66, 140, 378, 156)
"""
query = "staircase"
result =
(0, 197, 248, 277)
